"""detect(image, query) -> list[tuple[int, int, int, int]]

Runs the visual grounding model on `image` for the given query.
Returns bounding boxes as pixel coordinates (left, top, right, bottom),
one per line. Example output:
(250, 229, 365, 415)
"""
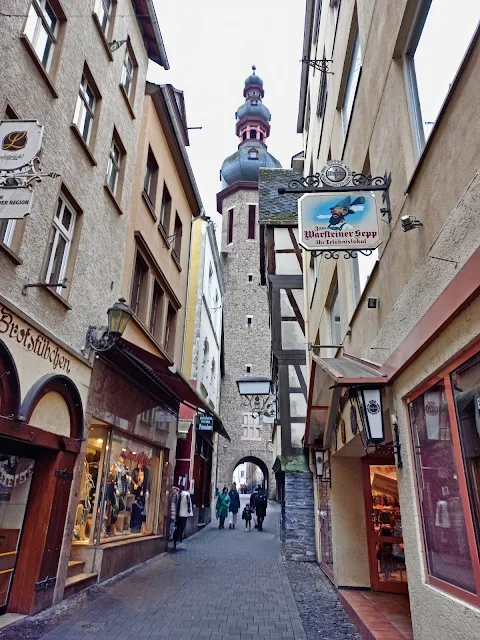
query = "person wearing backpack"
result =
(254, 486, 268, 531)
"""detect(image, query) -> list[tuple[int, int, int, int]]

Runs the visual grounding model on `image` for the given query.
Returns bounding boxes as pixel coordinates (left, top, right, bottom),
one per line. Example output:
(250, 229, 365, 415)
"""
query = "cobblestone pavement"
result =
(1, 497, 358, 640)
(284, 562, 360, 640)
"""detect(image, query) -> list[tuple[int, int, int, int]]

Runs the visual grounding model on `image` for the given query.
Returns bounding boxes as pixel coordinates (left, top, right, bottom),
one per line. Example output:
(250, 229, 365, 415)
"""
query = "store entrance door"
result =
(363, 459, 408, 594)
(0, 450, 35, 614)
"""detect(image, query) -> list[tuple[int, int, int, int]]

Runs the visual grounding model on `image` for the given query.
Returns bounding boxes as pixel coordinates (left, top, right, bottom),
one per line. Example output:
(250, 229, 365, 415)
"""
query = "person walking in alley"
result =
(175, 483, 193, 544)
(169, 486, 179, 550)
(242, 503, 253, 531)
(254, 486, 268, 531)
(228, 482, 240, 529)
(250, 485, 259, 528)
(216, 486, 230, 529)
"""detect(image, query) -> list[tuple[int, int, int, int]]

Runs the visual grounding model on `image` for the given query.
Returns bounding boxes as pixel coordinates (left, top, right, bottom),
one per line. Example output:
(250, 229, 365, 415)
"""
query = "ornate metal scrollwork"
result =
(0, 157, 60, 189)
(312, 249, 374, 260)
(286, 173, 322, 189)
(301, 57, 334, 74)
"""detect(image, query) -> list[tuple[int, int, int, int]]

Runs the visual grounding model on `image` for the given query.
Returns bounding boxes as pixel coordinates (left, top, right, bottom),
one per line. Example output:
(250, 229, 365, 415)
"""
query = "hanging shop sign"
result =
(0, 120, 44, 170)
(0, 186, 34, 220)
(298, 191, 380, 252)
(195, 414, 214, 431)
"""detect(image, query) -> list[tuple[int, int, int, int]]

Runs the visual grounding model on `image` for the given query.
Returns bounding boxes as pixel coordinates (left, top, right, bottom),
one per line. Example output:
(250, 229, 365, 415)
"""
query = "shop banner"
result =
(0, 186, 34, 219)
(298, 192, 380, 252)
(0, 120, 44, 170)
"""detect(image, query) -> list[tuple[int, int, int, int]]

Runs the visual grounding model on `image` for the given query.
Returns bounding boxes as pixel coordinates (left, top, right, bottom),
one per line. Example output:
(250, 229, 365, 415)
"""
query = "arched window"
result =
(242, 131, 247, 141)
(249, 130, 257, 139)
(248, 148, 258, 160)
(259, 132, 264, 141)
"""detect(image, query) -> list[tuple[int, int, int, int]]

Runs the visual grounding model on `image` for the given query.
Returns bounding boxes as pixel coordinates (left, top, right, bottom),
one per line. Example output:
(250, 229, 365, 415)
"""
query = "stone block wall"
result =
(283, 471, 316, 562)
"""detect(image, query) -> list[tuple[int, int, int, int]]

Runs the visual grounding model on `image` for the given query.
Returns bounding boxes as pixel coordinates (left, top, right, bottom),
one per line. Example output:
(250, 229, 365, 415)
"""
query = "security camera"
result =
(401, 215, 423, 232)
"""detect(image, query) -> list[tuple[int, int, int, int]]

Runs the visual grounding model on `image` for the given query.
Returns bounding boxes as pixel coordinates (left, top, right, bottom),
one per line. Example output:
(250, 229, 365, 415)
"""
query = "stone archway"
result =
(227, 455, 270, 497)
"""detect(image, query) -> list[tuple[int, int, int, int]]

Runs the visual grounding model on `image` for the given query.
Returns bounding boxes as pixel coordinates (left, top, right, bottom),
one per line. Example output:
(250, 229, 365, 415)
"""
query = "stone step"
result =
(67, 560, 85, 579)
(63, 572, 98, 599)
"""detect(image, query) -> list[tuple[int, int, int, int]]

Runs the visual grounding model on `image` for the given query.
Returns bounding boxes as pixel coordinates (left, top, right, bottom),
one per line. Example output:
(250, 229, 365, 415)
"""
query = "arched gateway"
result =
(229, 455, 270, 495)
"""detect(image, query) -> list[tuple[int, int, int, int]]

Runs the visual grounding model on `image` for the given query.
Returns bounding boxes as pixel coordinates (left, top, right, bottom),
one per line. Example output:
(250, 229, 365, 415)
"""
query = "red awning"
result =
(117, 339, 229, 440)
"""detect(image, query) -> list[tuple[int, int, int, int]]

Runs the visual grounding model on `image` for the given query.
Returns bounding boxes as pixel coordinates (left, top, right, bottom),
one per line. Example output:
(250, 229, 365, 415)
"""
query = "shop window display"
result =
(452, 353, 480, 555)
(73, 426, 161, 544)
(409, 381, 476, 593)
(368, 465, 407, 585)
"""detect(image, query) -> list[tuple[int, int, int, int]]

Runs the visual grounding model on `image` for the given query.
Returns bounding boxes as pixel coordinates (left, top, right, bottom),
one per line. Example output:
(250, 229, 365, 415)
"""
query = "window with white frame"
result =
(202, 339, 209, 382)
(73, 73, 96, 145)
(0, 220, 16, 248)
(23, 0, 59, 72)
(352, 250, 378, 303)
(94, 0, 113, 35)
(341, 30, 362, 135)
(45, 195, 76, 294)
(329, 284, 341, 346)
(106, 137, 121, 196)
(121, 43, 136, 101)
(406, 0, 479, 154)
(242, 413, 260, 439)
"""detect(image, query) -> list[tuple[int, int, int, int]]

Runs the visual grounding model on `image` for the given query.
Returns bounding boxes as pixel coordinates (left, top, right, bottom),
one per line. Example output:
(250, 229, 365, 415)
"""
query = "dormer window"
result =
(249, 130, 257, 139)
(248, 148, 258, 160)
(251, 99, 258, 105)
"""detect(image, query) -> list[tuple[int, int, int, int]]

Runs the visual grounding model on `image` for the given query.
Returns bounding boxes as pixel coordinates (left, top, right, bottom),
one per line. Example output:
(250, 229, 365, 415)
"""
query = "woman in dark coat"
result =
(228, 482, 241, 529)
(254, 486, 267, 531)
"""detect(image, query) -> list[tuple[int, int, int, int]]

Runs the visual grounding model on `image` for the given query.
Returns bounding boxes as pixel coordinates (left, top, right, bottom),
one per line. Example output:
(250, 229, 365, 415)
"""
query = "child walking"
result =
(242, 504, 253, 531)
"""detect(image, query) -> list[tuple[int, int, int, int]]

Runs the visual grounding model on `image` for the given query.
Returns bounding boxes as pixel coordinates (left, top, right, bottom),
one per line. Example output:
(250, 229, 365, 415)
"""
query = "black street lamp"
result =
(236, 377, 274, 419)
(86, 298, 133, 352)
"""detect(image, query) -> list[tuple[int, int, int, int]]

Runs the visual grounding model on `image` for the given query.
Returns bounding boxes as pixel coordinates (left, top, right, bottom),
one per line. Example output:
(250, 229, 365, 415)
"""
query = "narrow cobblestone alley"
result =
(1, 498, 359, 640)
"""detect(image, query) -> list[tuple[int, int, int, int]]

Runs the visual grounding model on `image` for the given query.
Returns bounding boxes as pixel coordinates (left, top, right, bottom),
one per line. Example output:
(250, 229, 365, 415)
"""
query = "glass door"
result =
(363, 460, 408, 593)
(0, 454, 35, 614)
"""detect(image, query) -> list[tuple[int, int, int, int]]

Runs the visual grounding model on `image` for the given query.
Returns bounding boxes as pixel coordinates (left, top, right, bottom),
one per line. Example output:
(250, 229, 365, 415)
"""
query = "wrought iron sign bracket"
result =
(301, 57, 334, 74)
(22, 279, 67, 296)
(0, 158, 60, 189)
(279, 171, 391, 221)
(365, 421, 403, 469)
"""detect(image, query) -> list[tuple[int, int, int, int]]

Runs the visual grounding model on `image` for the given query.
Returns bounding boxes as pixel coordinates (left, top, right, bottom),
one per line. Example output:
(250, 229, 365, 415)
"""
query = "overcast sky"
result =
(148, 0, 304, 237)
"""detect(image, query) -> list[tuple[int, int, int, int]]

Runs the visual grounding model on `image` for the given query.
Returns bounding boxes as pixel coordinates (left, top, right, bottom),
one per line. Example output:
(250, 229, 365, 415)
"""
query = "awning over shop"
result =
(112, 339, 230, 441)
(305, 354, 388, 447)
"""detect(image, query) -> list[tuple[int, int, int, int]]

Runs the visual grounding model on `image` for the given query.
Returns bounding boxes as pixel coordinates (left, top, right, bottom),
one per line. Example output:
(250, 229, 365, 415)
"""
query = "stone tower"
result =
(217, 68, 281, 495)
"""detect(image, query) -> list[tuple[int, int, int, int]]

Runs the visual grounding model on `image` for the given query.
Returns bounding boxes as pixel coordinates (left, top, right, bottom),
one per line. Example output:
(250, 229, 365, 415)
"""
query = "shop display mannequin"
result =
(73, 461, 94, 541)
(131, 464, 150, 533)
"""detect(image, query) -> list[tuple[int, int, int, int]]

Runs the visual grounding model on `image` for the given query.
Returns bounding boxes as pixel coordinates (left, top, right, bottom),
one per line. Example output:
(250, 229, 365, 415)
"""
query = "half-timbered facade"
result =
(259, 168, 316, 561)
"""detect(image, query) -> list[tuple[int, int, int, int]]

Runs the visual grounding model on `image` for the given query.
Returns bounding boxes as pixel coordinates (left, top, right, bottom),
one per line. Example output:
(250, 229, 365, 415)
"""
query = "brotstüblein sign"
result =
(298, 192, 381, 252)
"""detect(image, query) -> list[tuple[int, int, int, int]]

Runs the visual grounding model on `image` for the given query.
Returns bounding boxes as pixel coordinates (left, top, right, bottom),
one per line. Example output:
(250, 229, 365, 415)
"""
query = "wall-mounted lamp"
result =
(236, 377, 275, 419)
(401, 215, 423, 232)
(315, 449, 331, 485)
(85, 298, 133, 352)
(367, 297, 380, 309)
(108, 40, 127, 53)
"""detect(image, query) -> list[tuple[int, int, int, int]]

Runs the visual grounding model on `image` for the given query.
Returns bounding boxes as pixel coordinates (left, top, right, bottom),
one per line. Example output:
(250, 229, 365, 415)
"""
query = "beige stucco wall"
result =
(391, 298, 480, 640)
(330, 456, 370, 587)
(0, 0, 149, 352)
(122, 94, 193, 367)
(29, 392, 71, 437)
(301, 0, 480, 636)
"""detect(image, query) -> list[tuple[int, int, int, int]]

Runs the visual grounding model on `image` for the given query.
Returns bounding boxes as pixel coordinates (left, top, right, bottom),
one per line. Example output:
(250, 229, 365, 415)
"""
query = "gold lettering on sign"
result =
(0, 307, 71, 374)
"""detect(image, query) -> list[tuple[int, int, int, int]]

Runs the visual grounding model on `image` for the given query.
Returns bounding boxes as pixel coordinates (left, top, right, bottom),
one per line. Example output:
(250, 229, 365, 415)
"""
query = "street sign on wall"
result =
(298, 191, 380, 252)
(195, 414, 214, 431)
(0, 120, 44, 170)
(0, 187, 34, 219)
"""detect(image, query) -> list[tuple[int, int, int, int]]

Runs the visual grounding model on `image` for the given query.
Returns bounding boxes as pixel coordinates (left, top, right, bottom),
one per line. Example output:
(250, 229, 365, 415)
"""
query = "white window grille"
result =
(23, 0, 58, 72)
(45, 195, 76, 294)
